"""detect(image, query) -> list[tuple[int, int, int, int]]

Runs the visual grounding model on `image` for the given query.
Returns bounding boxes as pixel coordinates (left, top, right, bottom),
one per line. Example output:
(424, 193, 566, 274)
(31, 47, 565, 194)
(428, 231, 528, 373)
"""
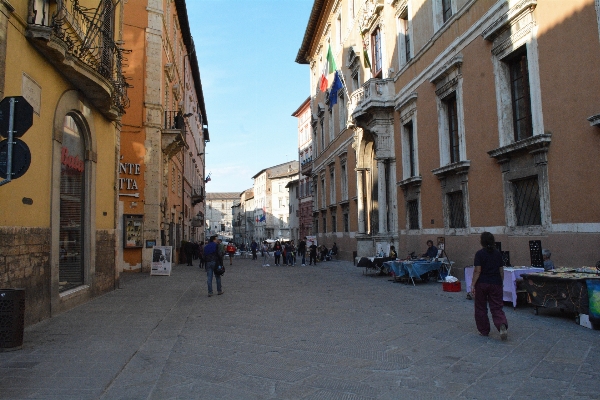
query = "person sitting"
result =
(389, 245, 398, 259)
(319, 245, 329, 261)
(422, 240, 438, 259)
(331, 243, 338, 256)
(542, 249, 555, 271)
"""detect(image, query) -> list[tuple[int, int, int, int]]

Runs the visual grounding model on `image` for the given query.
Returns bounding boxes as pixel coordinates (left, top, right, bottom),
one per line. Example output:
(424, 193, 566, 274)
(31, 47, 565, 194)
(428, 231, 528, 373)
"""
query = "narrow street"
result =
(1, 258, 598, 399)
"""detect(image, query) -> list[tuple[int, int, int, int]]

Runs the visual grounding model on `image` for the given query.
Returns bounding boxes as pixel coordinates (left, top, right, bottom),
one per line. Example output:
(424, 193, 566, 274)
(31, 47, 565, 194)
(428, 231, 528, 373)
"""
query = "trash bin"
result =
(0, 289, 25, 350)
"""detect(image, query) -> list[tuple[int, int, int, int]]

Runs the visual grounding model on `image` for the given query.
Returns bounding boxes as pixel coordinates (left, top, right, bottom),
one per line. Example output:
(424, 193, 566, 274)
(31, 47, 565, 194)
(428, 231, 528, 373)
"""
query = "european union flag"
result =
(328, 71, 343, 110)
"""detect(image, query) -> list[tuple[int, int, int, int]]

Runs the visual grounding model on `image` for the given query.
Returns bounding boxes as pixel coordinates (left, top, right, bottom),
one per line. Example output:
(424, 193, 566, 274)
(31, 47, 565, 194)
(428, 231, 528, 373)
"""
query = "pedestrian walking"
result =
(198, 241, 205, 269)
(309, 242, 318, 265)
(251, 240, 258, 260)
(203, 235, 223, 297)
(184, 241, 194, 266)
(261, 241, 270, 266)
(226, 241, 236, 265)
(470, 231, 508, 340)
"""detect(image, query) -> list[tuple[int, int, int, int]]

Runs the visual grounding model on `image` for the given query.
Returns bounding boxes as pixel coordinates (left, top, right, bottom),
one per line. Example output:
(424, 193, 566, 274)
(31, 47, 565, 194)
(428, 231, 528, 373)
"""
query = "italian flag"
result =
(319, 45, 337, 92)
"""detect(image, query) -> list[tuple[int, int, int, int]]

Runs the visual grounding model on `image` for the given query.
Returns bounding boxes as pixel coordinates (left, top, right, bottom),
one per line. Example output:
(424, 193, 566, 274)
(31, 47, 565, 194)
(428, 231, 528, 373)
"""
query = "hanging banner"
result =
(150, 246, 172, 276)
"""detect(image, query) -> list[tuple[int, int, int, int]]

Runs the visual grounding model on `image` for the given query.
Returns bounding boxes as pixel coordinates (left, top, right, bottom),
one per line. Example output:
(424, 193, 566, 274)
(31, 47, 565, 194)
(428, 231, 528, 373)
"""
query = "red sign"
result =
(61, 147, 84, 172)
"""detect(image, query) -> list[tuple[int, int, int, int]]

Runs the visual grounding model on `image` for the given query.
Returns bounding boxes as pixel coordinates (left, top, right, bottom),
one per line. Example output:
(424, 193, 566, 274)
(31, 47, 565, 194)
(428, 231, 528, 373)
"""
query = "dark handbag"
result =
(214, 264, 225, 276)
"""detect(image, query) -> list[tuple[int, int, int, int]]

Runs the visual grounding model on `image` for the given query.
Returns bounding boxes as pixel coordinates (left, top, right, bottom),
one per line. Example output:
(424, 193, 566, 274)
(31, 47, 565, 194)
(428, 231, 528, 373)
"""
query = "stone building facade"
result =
(252, 161, 299, 242)
(297, 0, 600, 273)
(205, 193, 238, 240)
(292, 97, 315, 240)
(121, 0, 209, 271)
(0, 0, 127, 324)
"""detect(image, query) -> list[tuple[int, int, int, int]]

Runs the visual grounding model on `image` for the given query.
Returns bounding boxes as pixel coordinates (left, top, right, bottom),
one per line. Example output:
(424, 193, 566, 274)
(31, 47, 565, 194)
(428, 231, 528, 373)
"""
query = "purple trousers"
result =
(474, 282, 508, 336)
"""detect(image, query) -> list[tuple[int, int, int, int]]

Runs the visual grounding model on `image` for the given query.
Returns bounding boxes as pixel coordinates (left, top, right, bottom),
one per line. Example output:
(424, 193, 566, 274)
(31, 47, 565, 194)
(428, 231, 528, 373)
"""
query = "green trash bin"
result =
(0, 288, 25, 350)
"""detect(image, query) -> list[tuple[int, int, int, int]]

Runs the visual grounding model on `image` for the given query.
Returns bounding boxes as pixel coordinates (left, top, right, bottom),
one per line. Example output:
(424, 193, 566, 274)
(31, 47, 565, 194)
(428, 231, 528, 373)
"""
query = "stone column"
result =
(377, 159, 387, 234)
(389, 159, 398, 234)
(356, 169, 365, 234)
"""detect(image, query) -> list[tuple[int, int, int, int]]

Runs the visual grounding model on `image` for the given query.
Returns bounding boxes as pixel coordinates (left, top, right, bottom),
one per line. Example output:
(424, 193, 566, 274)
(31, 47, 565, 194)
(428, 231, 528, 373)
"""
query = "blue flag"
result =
(328, 71, 343, 110)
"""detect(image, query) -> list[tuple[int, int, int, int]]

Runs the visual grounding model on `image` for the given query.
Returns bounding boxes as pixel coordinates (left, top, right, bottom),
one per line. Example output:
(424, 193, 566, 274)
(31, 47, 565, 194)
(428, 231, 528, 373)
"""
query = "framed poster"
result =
(306, 235, 317, 247)
(124, 215, 144, 248)
(150, 246, 172, 276)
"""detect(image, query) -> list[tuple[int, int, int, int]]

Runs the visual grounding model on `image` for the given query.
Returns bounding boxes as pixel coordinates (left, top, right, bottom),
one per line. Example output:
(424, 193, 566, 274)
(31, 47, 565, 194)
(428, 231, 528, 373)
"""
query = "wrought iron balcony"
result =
(26, 0, 129, 120)
(162, 111, 186, 158)
(191, 186, 204, 206)
(301, 156, 313, 176)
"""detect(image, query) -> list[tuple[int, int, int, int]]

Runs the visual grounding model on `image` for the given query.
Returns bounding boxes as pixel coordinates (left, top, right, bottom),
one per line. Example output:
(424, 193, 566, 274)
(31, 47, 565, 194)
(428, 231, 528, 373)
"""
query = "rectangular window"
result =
(442, 0, 453, 23)
(343, 213, 349, 232)
(352, 71, 359, 91)
(321, 177, 326, 208)
(371, 28, 382, 78)
(329, 169, 335, 205)
(445, 93, 460, 164)
(320, 118, 324, 153)
(509, 49, 533, 142)
(405, 121, 416, 177)
(407, 200, 419, 230)
(338, 93, 346, 133)
(331, 214, 336, 232)
(447, 191, 465, 229)
(513, 177, 541, 226)
(341, 163, 348, 201)
(322, 215, 327, 233)
(337, 14, 342, 50)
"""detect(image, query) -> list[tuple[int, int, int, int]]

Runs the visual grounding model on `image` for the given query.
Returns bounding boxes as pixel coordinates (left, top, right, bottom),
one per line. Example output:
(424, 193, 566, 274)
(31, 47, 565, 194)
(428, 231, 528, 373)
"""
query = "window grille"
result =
(407, 200, 419, 230)
(509, 48, 533, 142)
(447, 191, 465, 228)
(513, 177, 541, 226)
(343, 213, 349, 232)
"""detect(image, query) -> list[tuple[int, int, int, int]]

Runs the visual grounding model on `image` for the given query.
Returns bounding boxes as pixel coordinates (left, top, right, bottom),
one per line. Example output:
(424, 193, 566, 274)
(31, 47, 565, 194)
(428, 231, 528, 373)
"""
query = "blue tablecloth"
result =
(384, 260, 443, 279)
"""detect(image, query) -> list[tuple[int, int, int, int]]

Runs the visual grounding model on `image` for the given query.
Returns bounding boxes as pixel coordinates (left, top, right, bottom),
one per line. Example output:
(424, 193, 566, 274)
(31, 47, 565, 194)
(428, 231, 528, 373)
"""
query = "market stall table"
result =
(465, 266, 544, 308)
(521, 268, 600, 318)
(384, 260, 443, 285)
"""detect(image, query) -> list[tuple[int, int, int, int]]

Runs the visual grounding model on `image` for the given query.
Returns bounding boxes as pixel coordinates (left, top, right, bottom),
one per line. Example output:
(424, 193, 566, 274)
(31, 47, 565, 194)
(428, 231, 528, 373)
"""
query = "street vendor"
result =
(422, 240, 438, 259)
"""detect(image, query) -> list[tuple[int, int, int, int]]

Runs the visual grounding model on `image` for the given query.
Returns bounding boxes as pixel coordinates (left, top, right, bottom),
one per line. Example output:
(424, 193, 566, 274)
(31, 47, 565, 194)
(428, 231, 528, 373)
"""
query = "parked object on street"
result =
(0, 288, 25, 350)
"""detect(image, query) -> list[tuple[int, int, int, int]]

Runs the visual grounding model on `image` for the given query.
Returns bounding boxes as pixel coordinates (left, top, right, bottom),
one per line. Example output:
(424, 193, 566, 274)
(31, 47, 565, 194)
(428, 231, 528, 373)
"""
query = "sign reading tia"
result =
(118, 161, 141, 197)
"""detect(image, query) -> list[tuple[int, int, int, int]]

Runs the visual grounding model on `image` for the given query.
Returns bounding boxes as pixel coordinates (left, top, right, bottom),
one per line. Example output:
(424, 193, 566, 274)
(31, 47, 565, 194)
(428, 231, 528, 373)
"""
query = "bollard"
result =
(0, 288, 25, 350)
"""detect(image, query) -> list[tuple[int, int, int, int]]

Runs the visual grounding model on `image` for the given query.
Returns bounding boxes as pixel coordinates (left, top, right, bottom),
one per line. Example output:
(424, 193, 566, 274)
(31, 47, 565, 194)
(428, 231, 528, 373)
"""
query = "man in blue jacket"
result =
(204, 235, 223, 297)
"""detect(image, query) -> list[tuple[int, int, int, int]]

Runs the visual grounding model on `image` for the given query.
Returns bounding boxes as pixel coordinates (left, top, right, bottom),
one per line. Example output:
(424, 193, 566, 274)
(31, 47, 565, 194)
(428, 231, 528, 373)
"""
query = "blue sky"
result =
(187, 0, 313, 193)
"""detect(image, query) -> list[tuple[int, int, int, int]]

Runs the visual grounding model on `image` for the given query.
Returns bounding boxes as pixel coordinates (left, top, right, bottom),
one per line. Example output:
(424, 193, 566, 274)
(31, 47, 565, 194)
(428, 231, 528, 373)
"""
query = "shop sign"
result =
(118, 161, 141, 193)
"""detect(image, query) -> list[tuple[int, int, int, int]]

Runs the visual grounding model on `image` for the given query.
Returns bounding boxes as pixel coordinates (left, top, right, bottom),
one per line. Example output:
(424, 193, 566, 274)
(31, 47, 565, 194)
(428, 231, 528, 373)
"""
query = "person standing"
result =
(471, 232, 508, 340)
(198, 241, 205, 269)
(261, 241, 270, 267)
(184, 241, 194, 266)
(309, 242, 318, 265)
(226, 242, 236, 265)
(273, 240, 283, 266)
(298, 237, 307, 266)
(251, 240, 258, 260)
(203, 235, 223, 297)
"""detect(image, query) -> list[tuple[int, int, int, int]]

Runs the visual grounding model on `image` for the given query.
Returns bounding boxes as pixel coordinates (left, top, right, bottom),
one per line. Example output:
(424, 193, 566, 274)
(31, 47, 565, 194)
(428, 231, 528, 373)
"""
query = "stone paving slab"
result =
(1, 258, 598, 399)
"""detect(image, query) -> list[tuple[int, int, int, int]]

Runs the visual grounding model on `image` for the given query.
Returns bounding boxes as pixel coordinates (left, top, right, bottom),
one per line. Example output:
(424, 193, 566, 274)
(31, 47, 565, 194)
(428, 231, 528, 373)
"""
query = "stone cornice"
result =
(432, 160, 471, 179)
(487, 134, 551, 161)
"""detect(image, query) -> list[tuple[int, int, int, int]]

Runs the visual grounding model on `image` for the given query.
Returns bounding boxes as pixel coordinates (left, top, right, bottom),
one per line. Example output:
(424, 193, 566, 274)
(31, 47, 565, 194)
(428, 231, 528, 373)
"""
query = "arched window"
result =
(59, 115, 86, 292)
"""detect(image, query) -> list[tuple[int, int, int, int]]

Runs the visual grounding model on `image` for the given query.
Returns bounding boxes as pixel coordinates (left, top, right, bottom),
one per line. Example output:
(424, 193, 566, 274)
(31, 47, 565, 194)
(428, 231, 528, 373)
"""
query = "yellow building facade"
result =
(0, 0, 127, 324)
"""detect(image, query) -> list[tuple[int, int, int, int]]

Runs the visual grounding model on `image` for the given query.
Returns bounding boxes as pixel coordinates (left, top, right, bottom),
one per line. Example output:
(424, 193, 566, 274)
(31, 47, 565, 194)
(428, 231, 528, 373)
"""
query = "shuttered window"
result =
(59, 115, 85, 292)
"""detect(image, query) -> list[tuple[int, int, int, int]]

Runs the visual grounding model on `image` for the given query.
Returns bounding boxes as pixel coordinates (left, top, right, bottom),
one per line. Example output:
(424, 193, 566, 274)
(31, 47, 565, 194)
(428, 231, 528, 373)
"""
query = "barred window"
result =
(407, 200, 419, 230)
(445, 93, 460, 164)
(322, 215, 327, 233)
(447, 191, 465, 229)
(343, 213, 349, 232)
(513, 176, 541, 226)
(331, 214, 337, 233)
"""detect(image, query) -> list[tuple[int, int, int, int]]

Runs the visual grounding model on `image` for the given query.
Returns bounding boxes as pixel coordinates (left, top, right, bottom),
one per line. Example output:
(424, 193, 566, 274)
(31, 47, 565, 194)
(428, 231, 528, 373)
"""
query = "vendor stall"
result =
(465, 266, 544, 308)
(521, 268, 600, 319)
(384, 260, 443, 285)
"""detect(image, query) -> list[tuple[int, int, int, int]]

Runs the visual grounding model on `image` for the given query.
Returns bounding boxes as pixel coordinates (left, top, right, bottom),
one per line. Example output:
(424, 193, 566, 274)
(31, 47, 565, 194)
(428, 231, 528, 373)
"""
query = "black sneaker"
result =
(208, 293, 213, 297)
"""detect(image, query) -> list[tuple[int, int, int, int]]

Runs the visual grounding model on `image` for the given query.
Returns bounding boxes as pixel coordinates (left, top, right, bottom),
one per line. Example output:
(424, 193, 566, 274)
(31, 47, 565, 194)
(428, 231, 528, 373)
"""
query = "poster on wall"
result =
(306, 235, 317, 247)
(150, 246, 172, 276)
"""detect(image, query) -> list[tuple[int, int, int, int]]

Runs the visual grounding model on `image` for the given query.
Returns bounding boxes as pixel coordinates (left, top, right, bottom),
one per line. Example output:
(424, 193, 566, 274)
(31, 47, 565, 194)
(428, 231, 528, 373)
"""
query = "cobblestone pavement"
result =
(1, 257, 598, 399)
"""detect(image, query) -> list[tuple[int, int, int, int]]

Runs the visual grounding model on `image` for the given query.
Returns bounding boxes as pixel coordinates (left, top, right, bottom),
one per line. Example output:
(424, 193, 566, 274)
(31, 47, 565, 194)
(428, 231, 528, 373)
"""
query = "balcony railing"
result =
(191, 186, 204, 206)
(350, 78, 395, 121)
(26, 0, 130, 119)
(162, 111, 186, 158)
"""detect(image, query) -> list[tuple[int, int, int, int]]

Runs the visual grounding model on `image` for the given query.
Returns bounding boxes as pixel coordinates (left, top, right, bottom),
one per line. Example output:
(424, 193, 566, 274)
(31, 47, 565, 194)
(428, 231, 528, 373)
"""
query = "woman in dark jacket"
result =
(471, 232, 508, 340)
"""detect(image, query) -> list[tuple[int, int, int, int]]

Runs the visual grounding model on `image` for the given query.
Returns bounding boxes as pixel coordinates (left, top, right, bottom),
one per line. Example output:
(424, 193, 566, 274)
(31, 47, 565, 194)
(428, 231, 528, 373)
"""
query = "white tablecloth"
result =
(464, 266, 544, 308)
